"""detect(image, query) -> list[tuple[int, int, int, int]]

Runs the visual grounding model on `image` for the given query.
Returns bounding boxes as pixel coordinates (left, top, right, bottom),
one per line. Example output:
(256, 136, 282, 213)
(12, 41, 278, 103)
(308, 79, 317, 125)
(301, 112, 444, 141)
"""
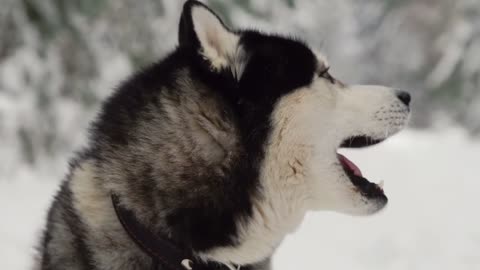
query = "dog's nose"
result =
(395, 90, 411, 107)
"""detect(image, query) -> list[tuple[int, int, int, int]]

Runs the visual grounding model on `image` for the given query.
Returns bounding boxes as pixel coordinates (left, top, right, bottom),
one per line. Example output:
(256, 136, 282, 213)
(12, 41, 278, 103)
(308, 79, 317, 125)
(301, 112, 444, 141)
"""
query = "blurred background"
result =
(1, 0, 479, 269)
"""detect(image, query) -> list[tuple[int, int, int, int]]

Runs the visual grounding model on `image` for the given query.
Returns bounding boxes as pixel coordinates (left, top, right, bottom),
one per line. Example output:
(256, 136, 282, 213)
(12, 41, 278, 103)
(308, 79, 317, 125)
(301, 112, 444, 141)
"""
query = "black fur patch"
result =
(42, 1, 319, 267)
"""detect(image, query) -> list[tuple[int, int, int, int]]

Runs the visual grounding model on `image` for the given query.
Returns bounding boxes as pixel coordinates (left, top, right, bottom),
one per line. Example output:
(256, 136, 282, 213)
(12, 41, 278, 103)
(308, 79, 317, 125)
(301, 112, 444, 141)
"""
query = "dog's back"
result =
(38, 59, 260, 269)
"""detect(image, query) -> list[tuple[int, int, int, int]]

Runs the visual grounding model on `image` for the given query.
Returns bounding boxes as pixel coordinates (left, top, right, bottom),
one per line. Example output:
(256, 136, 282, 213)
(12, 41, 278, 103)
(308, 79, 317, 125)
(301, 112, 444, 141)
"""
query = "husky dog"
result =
(37, 1, 411, 269)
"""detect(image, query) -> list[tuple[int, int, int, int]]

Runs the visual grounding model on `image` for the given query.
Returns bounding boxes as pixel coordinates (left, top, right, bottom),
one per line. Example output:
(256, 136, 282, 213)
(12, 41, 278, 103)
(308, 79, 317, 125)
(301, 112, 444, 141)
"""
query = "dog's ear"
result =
(179, 1, 242, 75)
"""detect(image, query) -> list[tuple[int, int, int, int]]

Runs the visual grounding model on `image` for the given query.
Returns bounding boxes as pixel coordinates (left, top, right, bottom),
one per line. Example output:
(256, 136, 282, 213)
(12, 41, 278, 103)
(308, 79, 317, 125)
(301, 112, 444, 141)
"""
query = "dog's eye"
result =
(319, 67, 335, 84)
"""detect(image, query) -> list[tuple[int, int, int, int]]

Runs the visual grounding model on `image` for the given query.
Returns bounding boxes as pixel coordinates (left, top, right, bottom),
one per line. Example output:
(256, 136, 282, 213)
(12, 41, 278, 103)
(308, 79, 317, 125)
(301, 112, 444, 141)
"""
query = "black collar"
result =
(111, 194, 239, 270)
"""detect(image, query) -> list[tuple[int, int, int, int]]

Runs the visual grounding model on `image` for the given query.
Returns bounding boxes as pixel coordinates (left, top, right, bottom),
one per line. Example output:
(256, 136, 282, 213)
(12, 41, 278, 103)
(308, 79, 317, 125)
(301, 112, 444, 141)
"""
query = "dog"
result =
(37, 1, 411, 269)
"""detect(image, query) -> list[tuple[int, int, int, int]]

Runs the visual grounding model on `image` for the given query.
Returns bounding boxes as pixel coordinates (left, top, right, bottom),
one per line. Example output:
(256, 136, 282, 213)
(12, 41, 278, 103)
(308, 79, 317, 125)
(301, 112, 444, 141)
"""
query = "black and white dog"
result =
(37, 1, 411, 269)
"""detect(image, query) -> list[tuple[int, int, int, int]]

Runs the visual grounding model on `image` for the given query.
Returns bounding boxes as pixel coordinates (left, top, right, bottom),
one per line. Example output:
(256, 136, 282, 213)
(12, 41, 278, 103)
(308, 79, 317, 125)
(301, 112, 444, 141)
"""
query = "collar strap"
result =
(111, 194, 196, 270)
(111, 194, 241, 270)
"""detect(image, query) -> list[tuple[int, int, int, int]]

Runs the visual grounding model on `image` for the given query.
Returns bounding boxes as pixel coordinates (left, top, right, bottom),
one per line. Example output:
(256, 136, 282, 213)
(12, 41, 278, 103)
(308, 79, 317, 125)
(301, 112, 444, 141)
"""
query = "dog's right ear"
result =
(179, 1, 242, 75)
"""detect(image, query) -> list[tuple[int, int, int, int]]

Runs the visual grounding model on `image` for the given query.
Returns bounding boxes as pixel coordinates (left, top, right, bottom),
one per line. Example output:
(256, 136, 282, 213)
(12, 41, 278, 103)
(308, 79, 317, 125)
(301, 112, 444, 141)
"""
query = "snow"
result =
(0, 170, 60, 270)
(1, 128, 479, 269)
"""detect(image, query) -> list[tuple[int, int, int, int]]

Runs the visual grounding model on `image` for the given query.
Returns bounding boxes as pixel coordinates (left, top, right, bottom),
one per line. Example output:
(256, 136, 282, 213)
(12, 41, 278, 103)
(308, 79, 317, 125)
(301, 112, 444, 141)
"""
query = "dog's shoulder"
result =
(37, 157, 96, 269)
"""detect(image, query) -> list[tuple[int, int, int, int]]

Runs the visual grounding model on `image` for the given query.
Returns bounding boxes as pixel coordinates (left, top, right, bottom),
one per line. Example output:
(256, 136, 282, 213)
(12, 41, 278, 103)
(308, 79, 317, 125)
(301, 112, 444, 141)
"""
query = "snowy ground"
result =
(1, 128, 479, 269)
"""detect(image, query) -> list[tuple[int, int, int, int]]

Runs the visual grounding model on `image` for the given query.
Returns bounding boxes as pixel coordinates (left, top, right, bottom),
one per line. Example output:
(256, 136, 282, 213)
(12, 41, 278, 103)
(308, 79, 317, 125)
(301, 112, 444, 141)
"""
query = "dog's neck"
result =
(198, 102, 315, 264)
(197, 196, 307, 266)
(196, 142, 312, 265)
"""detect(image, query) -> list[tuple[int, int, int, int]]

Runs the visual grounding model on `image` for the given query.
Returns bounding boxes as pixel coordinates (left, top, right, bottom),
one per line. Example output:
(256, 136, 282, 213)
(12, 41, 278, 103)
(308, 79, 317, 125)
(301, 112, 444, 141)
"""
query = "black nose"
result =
(396, 90, 411, 107)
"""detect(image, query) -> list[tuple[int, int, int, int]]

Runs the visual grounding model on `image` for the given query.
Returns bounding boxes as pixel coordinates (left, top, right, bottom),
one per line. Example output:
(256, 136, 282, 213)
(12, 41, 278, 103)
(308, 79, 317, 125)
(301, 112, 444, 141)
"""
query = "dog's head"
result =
(179, 1, 410, 216)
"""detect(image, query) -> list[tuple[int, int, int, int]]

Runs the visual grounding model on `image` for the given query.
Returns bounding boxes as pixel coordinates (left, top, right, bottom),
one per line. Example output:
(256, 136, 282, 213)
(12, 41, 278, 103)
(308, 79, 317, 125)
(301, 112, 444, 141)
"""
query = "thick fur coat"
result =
(37, 1, 411, 269)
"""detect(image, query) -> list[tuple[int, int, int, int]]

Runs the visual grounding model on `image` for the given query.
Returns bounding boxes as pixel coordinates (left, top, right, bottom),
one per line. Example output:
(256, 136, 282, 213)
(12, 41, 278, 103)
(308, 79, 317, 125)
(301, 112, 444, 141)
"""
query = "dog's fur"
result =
(37, 1, 411, 269)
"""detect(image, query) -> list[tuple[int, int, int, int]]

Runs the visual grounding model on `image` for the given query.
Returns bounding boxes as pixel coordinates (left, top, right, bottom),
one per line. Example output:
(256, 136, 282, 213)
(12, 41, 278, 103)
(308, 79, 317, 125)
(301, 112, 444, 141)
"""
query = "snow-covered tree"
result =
(1, 0, 479, 177)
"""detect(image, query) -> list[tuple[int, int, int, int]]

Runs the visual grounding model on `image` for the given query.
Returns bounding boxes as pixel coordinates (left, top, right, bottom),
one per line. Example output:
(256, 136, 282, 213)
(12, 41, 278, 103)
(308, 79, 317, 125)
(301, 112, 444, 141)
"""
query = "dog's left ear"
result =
(179, 1, 241, 74)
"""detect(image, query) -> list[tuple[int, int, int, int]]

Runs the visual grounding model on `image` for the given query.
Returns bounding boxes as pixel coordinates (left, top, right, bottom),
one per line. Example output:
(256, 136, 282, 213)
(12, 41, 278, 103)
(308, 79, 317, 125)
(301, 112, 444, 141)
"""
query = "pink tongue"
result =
(337, 154, 362, 176)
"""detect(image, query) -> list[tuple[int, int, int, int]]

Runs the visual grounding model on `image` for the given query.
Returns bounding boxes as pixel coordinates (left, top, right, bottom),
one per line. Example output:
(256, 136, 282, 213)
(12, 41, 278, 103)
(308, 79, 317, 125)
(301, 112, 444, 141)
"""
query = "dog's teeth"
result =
(378, 180, 384, 188)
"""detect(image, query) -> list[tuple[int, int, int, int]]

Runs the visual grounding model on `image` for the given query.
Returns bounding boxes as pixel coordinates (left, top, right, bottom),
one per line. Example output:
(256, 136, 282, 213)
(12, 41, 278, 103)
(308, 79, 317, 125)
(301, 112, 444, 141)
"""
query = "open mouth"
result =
(337, 135, 387, 200)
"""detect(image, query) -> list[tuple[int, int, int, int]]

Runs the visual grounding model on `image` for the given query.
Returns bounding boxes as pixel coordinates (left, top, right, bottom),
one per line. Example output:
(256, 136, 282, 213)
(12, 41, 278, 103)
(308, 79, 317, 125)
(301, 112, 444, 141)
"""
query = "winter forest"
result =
(1, 0, 480, 269)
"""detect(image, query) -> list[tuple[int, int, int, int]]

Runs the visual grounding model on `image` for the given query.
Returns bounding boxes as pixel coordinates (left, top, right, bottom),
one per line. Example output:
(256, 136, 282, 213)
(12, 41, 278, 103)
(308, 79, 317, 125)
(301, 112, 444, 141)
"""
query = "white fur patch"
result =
(191, 6, 239, 71)
(313, 49, 330, 69)
(231, 46, 249, 80)
(70, 161, 116, 230)
(200, 74, 410, 265)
